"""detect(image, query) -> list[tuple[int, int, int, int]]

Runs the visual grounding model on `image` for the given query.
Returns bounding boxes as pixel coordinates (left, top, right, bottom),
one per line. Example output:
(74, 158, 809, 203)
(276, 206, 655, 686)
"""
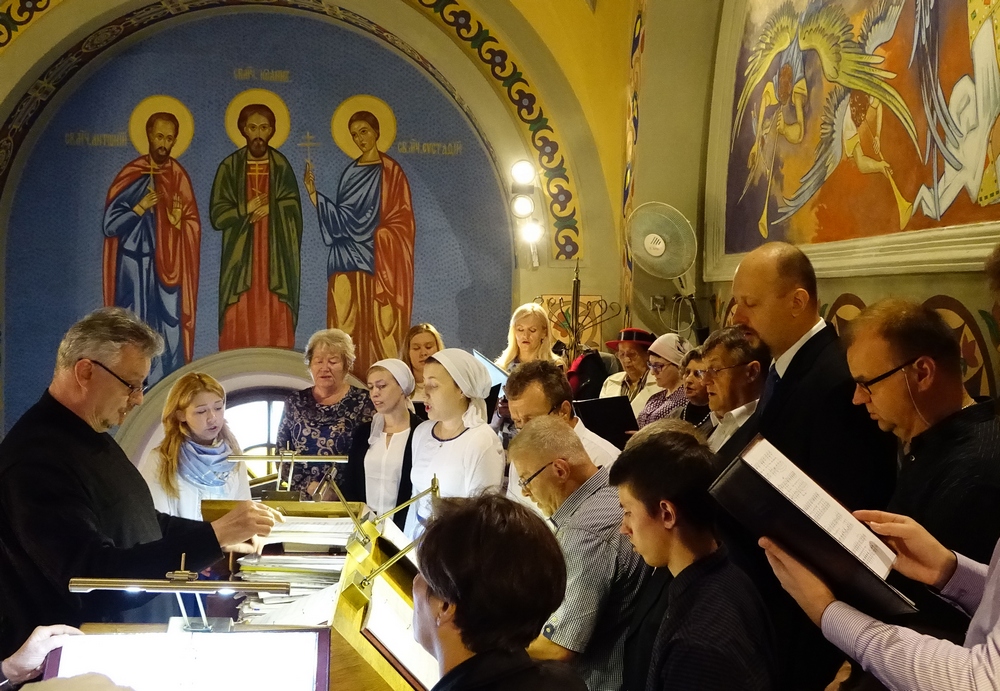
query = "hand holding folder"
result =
(710, 436, 917, 618)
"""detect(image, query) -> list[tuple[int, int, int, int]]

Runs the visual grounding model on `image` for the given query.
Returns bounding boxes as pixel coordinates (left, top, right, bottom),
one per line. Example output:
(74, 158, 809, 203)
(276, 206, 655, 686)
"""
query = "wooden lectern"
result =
(58, 496, 431, 690)
(202, 498, 433, 690)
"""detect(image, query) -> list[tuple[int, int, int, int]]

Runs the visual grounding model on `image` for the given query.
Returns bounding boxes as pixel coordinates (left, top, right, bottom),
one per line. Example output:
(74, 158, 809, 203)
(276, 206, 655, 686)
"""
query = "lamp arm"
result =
(360, 539, 418, 589)
(376, 476, 440, 523)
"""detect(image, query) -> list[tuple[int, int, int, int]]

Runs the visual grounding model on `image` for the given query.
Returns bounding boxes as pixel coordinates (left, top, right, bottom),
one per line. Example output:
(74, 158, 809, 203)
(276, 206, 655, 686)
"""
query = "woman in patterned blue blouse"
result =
(276, 328, 375, 494)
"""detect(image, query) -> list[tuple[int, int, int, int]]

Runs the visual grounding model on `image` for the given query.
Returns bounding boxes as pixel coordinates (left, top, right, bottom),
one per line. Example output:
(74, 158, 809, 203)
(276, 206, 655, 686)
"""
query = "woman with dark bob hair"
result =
(413, 493, 586, 691)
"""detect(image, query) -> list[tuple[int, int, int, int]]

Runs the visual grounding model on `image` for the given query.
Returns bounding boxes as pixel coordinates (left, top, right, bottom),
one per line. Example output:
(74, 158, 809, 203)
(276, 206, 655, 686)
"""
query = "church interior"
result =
(1, 0, 999, 689)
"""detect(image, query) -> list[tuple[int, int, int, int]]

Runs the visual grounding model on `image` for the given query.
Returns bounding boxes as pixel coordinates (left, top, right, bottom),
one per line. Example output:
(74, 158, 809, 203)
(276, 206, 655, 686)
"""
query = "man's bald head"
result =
(732, 242, 820, 357)
(741, 243, 817, 304)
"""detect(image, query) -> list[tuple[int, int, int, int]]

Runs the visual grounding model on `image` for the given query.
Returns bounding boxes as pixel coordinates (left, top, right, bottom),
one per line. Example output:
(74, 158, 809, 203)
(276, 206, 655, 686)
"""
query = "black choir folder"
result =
(710, 436, 917, 618)
(573, 396, 637, 450)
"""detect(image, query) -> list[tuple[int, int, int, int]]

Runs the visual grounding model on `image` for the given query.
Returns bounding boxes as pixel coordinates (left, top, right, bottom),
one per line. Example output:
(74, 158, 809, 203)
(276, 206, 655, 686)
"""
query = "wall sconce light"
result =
(511, 194, 534, 218)
(520, 218, 543, 269)
(511, 159, 536, 186)
(511, 159, 540, 265)
(520, 219, 544, 244)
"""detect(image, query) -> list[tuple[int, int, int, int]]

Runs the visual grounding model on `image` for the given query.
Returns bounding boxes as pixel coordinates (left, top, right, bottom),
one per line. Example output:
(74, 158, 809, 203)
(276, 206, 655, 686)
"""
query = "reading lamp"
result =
(343, 475, 440, 563)
(69, 554, 291, 633)
(228, 448, 348, 499)
(340, 476, 441, 610)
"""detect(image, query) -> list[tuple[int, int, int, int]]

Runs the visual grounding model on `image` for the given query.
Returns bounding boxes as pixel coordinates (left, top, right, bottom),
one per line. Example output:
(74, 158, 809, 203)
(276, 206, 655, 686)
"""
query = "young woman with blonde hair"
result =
(139, 372, 249, 520)
(495, 303, 561, 372)
(493, 303, 563, 448)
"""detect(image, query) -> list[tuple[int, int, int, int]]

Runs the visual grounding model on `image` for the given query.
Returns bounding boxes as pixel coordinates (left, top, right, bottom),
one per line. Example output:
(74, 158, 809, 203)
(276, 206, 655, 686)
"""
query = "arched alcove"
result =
(0, 0, 627, 431)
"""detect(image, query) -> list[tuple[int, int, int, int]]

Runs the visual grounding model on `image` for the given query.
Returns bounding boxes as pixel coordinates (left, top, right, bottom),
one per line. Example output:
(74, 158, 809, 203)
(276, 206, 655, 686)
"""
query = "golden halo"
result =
(224, 89, 290, 149)
(128, 95, 194, 157)
(331, 95, 397, 158)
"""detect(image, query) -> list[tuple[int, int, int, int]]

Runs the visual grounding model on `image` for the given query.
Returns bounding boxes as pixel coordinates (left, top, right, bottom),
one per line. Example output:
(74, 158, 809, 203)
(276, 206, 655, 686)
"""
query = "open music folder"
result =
(709, 435, 917, 618)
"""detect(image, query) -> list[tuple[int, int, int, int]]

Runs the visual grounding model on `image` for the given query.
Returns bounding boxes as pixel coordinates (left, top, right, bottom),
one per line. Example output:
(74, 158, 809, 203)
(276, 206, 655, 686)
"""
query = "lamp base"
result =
(167, 616, 234, 633)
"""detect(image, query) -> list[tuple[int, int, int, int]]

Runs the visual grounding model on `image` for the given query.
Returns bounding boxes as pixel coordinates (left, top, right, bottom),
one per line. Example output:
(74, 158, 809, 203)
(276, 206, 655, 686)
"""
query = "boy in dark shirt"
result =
(610, 423, 779, 691)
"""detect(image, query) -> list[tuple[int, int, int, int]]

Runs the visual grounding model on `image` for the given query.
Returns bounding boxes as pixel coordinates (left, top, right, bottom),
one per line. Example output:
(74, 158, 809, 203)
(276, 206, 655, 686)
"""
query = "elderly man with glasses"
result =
(0, 307, 282, 658)
(699, 326, 770, 453)
(508, 416, 650, 691)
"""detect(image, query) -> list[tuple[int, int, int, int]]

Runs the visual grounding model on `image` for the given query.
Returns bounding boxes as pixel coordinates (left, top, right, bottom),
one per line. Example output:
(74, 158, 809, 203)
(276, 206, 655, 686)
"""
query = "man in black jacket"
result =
(0, 307, 281, 657)
(717, 242, 897, 690)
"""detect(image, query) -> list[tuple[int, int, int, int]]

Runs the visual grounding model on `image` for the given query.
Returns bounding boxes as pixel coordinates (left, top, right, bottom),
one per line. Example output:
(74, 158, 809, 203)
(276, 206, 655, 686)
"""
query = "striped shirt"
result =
(544, 466, 651, 691)
(822, 538, 1000, 691)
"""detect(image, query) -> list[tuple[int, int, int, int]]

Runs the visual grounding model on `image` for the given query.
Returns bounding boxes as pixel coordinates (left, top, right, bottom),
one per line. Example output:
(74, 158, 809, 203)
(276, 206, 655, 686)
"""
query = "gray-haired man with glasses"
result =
(700, 326, 770, 452)
(508, 416, 649, 691)
(0, 307, 283, 658)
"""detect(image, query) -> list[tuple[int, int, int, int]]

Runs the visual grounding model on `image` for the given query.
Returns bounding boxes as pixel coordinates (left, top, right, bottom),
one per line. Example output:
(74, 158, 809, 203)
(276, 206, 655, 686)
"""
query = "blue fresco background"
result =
(4, 11, 512, 430)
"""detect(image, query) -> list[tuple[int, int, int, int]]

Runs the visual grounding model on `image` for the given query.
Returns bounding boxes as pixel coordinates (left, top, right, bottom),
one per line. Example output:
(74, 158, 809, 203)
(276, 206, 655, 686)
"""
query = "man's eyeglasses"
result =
(699, 362, 750, 380)
(518, 462, 554, 491)
(854, 358, 918, 395)
(89, 360, 148, 397)
(513, 405, 559, 430)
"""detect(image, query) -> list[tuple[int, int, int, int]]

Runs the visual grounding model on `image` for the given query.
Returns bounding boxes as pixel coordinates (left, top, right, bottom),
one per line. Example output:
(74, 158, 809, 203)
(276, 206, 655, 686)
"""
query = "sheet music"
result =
(250, 583, 341, 626)
(258, 516, 356, 546)
(742, 439, 896, 578)
(364, 577, 439, 689)
(53, 632, 319, 690)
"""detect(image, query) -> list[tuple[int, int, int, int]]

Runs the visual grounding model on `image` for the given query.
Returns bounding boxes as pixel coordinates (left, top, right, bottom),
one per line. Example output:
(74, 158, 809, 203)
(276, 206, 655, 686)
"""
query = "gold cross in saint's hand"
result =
(298, 131, 319, 164)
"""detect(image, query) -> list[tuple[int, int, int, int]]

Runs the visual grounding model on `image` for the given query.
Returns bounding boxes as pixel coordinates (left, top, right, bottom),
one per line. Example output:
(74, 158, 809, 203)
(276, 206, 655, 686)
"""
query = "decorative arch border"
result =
(619, 2, 645, 326)
(0, 0, 57, 52)
(0, 0, 512, 222)
(403, 0, 583, 260)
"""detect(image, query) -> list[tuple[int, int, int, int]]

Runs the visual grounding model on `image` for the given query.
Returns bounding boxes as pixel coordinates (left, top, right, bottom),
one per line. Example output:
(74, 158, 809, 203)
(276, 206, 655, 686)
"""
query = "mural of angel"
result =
(734, 0, 919, 238)
(725, 0, 1000, 252)
(773, 0, 919, 231)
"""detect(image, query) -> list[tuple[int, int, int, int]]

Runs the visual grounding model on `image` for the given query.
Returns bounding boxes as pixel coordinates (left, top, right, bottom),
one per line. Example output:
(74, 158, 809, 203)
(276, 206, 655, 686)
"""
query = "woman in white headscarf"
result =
(344, 359, 423, 530)
(403, 348, 505, 538)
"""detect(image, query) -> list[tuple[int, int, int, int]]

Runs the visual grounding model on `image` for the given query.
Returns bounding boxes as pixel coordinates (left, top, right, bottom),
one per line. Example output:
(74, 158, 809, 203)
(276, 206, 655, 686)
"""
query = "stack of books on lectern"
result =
(235, 515, 359, 625)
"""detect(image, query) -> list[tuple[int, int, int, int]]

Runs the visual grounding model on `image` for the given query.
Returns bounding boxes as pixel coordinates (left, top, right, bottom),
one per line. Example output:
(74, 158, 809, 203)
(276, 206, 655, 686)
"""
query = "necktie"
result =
(758, 363, 780, 413)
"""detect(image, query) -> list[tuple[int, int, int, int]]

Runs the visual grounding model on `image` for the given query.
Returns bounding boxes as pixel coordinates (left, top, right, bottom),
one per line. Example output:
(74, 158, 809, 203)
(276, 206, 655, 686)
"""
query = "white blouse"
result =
(403, 421, 505, 539)
(364, 431, 410, 516)
(139, 451, 251, 521)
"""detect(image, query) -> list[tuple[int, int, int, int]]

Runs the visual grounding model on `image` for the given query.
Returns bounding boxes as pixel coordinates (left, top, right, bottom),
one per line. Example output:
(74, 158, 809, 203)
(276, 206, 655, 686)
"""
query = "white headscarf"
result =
(427, 348, 492, 428)
(367, 359, 416, 444)
(648, 333, 692, 366)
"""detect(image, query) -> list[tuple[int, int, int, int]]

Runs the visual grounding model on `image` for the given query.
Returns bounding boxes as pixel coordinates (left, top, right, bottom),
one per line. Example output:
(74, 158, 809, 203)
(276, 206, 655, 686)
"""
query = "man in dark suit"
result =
(715, 242, 897, 690)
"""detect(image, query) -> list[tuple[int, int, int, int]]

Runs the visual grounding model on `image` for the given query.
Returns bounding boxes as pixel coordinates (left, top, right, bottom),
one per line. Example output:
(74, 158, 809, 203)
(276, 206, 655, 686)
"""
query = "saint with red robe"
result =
(103, 112, 200, 382)
(210, 104, 303, 350)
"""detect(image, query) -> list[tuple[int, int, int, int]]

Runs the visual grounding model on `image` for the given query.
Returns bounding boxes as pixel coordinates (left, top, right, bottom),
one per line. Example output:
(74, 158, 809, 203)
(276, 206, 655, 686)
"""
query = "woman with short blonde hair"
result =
(276, 328, 375, 493)
(139, 372, 249, 520)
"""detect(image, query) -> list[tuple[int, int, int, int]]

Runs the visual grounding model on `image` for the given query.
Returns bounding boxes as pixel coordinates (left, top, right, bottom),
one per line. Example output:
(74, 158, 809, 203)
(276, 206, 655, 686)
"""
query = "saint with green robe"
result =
(209, 104, 303, 350)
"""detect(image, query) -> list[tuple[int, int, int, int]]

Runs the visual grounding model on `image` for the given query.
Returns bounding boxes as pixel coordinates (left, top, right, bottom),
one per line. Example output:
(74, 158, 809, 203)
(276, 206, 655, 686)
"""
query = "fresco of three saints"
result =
(102, 89, 414, 381)
(730, 0, 1000, 246)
